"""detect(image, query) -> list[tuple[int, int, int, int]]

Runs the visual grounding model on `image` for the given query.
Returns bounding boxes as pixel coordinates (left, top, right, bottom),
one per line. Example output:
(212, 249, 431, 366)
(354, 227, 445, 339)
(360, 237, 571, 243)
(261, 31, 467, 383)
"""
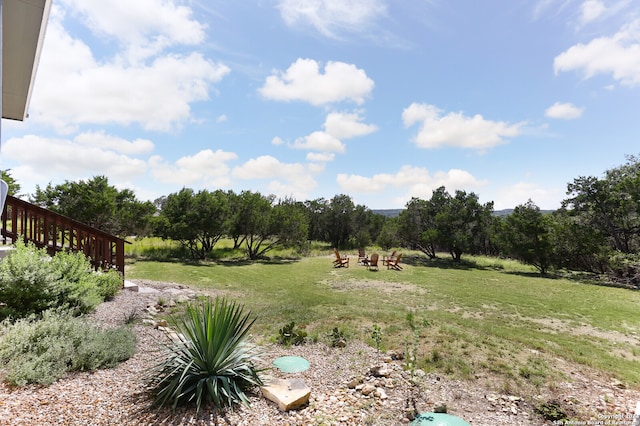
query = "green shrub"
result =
(277, 321, 307, 346)
(48, 247, 103, 314)
(328, 327, 347, 347)
(71, 326, 136, 371)
(93, 269, 123, 300)
(370, 324, 383, 355)
(535, 400, 570, 422)
(0, 309, 136, 386)
(0, 240, 60, 319)
(145, 297, 263, 412)
(0, 241, 119, 320)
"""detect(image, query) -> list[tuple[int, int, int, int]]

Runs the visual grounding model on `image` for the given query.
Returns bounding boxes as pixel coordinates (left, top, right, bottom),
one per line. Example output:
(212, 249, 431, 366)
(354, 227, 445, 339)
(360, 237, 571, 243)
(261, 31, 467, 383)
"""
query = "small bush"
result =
(71, 326, 136, 371)
(535, 399, 571, 422)
(328, 327, 347, 347)
(0, 309, 136, 386)
(370, 324, 383, 355)
(0, 240, 60, 319)
(93, 269, 123, 300)
(277, 321, 307, 346)
(145, 297, 263, 412)
(123, 308, 140, 325)
(0, 241, 120, 320)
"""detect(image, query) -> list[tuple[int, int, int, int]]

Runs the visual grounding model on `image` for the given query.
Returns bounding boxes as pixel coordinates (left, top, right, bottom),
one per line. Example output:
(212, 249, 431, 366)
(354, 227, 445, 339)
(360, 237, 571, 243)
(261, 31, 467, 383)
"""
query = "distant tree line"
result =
(9, 154, 640, 286)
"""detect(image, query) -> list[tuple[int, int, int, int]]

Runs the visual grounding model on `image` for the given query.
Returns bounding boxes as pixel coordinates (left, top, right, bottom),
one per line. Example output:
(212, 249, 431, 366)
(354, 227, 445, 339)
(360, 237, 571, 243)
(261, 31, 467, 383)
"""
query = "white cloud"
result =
(74, 130, 154, 154)
(232, 155, 306, 180)
(532, 0, 559, 20)
(29, 6, 230, 133)
(264, 180, 314, 201)
(291, 131, 345, 152)
(149, 149, 238, 186)
(285, 110, 376, 157)
(544, 101, 585, 119)
(493, 182, 564, 210)
(258, 58, 374, 106)
(216, 114, 228, 123)
(579, 0, 606, 25)
(272, 136, 286, 145)
(2, 135, 147, 194)
(231, 156, 318, 200)
(58, 0, 206, 61)
(277, 0, 386, 38)
(533, 0, 629, 23)
(337, 165, 487, 207)
(324, 111, 378, 139)
(402, 103, 524, 150)
(554, 19, 640, 87)
(306, 152, 335, 162)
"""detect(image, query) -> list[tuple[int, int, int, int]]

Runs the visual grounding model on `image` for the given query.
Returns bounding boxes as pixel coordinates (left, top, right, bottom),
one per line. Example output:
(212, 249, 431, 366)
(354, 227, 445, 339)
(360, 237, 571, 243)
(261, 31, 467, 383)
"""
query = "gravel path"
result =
(0, 280, 639, 425)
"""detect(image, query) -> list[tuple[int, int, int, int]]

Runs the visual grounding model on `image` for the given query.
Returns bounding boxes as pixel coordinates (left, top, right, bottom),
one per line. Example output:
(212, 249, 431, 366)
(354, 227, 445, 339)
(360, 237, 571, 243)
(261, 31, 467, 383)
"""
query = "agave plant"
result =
(145, 297, 263, 412)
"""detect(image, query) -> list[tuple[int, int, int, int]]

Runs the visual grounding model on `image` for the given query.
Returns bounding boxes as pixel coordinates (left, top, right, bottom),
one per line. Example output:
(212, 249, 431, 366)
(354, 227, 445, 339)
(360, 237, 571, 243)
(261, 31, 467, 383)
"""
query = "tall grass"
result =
(126, 249, 640, 388)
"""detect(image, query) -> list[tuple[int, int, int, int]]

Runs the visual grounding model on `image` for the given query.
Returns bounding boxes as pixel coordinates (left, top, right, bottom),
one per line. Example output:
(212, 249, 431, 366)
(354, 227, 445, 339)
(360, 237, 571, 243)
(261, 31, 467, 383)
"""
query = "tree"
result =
(271, 198, 309, 252)
(351, 206, 385, 249)
(304, 198, 328, 242)
(116, 189, 157, 237)
(231, 191, 273, 259)
(397, 187, 493, 261)
(231, 192, 309, 259)
(550, 209, 610, 273)
(226, 190, 246, 250)
(563, 156, 640, 254)
(501, 200, 554, 275)
(435, 190, 494, 261)
(397, 197, 437, 258)
(156, 188, 230, 260)
(559, 155, 640, 284)
(30, 176, 155, 236)
(376, 217, 400, 250)
(1, 169, 21, 196)
(324, 194, 356, 248)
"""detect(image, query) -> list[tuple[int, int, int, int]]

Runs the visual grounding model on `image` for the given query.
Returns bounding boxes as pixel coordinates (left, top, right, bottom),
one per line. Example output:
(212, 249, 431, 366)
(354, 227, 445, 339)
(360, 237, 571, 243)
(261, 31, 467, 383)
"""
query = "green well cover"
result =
(272, 356, 310, 373)
(410, 413, 471, 426)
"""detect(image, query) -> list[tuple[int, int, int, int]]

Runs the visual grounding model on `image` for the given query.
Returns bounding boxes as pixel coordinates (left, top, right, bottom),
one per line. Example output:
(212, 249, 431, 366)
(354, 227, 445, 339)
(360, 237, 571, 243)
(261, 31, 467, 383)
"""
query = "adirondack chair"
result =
(358, 248, 368, 265)
(382, 250, 397, 266)
(367, 253, 379, 271)
(333, 248, 349, 268)
(387, 253, 403, 270)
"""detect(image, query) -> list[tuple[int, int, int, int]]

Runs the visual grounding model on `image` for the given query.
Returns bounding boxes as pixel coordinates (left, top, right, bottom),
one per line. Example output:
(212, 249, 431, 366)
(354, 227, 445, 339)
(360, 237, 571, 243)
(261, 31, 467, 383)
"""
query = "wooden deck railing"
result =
(1, 195, 127, 275)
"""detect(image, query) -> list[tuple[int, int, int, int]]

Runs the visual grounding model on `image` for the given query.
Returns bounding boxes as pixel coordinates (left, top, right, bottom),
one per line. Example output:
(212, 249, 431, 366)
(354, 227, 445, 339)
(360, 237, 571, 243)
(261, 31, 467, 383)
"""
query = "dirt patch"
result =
(324, 276, 425, 294)
(444, 305, 640, 349)
(525, 317, 640, 347)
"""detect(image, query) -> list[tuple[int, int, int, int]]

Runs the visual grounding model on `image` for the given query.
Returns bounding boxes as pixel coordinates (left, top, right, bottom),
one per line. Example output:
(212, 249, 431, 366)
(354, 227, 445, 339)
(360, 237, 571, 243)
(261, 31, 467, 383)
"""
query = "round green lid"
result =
(272, 356, 310, 373)
(410, 413, 470, 426)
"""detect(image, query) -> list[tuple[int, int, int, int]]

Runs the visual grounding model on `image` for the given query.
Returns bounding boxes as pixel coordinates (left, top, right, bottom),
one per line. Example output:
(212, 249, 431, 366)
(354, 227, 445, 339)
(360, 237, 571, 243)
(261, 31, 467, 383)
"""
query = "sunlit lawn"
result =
(125, 244, 640, 390)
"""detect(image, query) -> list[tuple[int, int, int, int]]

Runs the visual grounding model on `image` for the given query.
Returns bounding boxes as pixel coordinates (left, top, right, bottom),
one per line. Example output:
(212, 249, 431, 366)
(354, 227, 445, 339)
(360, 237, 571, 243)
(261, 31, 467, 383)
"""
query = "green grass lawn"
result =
(125, 246, 640, 391)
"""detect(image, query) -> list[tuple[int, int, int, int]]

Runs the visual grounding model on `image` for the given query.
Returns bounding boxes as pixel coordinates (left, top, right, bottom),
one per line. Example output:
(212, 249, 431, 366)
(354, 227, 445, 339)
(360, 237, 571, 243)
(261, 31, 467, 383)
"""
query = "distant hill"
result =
(372, 209, 403, 217)
(493, 208, 556, 217)
(373, 208, 555, 218)
(493, 209, 513, 217)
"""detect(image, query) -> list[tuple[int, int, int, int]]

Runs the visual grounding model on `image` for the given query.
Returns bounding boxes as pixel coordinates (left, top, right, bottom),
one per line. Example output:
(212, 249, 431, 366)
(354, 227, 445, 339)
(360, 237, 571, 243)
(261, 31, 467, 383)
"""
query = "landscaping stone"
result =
(346, 376, 364, 389)
(153, 319, 168, 328)
(360, 383, 376, 395)
(260, 378, 311, 411)
(370, 365, 392, 377)
(123, 280, 139, 292)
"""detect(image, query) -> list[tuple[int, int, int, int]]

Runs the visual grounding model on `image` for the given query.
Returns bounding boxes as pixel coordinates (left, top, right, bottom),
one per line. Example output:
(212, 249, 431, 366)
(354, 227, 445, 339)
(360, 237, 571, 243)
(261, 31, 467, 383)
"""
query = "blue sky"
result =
(2, 0, 640, 210)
